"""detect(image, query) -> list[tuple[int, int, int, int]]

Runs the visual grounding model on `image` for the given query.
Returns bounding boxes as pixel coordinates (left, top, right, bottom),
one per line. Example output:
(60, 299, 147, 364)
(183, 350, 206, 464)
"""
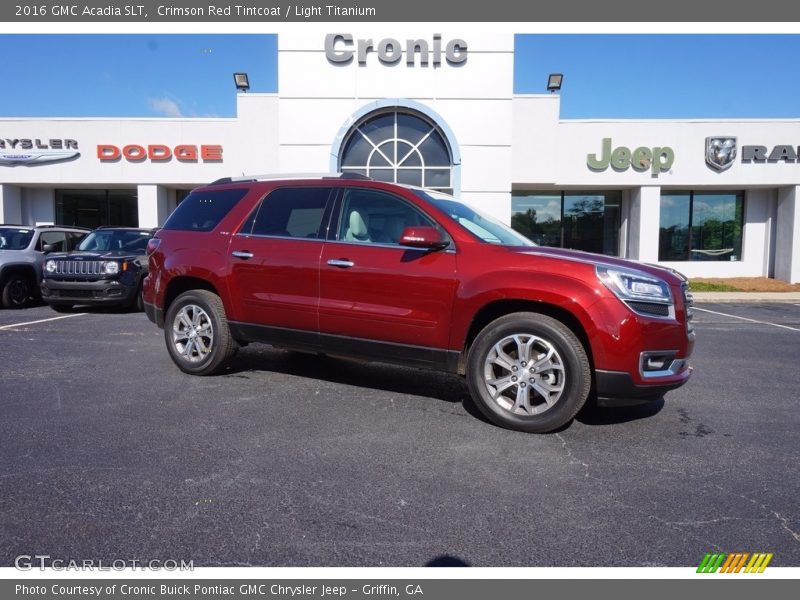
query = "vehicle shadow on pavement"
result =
(575, 396, 665, 426)
(227, 347, 472, 406)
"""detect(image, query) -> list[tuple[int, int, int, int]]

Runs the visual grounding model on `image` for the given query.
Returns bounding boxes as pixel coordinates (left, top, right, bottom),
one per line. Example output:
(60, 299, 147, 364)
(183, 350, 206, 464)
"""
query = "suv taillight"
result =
(146, 238, 161, 256)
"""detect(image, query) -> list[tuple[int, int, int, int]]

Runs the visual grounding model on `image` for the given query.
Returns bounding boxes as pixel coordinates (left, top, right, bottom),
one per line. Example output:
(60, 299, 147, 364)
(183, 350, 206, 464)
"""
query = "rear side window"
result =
(244, 187, 333, 239)
(162, 188, 247, 232)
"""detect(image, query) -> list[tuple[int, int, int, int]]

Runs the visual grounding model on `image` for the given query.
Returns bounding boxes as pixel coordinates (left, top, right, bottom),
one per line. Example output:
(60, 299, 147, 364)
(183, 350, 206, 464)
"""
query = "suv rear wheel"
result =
(164, 290, 238, 375)
(466, 312, 591, 433)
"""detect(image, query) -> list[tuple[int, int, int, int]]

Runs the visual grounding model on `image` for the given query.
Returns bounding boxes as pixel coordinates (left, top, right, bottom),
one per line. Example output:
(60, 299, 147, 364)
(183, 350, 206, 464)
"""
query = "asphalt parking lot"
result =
(1, 302, 798, 567)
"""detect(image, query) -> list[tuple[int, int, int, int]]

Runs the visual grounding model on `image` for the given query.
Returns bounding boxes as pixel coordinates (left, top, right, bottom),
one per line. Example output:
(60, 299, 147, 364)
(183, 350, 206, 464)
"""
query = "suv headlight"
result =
(45, 260, 56, 273)
(104, 261, 120, 275)
(596, 265, 673, 318)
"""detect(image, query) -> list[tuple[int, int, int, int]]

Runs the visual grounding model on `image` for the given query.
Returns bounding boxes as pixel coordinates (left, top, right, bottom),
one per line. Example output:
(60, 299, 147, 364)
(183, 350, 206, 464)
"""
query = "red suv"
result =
(143, 175, 694, 433)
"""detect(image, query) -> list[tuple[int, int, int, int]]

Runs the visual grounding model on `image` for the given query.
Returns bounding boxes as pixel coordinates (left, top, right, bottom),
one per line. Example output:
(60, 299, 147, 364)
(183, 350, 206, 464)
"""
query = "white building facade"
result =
(1, 31, 799, 282)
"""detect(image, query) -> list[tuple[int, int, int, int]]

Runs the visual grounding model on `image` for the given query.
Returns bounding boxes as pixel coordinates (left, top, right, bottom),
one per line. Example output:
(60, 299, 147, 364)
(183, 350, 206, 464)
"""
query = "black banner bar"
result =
(3, 1, 800, 22)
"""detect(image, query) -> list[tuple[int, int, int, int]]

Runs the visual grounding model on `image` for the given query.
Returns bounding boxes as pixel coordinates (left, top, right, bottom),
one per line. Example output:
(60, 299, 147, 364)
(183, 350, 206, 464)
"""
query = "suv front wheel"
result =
(1, 275, 32, 309)
(466, 312, 591, 433)
(164, 290, 238, 375)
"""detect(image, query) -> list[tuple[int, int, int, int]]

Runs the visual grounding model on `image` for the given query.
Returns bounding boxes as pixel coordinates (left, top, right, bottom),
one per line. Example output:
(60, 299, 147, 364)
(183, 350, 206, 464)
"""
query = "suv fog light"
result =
(640, 351, 685, 378)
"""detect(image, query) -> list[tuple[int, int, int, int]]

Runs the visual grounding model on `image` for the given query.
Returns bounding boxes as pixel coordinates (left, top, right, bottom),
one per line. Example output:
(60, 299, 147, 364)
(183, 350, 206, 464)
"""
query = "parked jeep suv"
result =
(0, 224, 88, 308)
(143, 175, 694, 433)
(41, 227, 155, 312)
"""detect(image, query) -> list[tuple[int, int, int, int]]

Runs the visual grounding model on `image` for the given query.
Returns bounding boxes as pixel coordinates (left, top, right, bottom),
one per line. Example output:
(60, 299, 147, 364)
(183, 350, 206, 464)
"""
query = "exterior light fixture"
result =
(233, 73, 250, 92)
(547, 73, 563, 93)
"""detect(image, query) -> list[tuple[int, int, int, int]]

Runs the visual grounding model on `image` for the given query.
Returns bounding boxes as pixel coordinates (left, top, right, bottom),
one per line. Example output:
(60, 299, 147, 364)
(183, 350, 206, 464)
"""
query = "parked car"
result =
(143, 175, 695, 433)
(40, 227, 156, 312)
(0, 224, 88, 308)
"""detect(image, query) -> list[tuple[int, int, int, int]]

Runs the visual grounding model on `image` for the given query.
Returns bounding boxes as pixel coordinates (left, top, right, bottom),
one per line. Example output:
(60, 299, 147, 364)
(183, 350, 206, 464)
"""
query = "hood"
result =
(511, 246, 687, 286)
(50, 250, 143, 261)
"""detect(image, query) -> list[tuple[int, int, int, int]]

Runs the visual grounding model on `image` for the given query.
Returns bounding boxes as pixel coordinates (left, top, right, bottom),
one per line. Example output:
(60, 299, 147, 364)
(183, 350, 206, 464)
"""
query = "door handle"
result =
(327, 259, 355, 268)
(232, 251, 254, 259)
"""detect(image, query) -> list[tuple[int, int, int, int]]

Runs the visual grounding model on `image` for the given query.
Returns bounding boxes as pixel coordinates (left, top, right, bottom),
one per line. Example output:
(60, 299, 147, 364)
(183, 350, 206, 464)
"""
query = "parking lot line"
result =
(693, 306, 800, 332)
(0, 313, 86, 331)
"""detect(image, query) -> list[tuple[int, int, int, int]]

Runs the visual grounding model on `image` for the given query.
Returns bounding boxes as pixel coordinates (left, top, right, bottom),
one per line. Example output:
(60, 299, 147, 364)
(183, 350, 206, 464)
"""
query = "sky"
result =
(2, 33, 800, 119)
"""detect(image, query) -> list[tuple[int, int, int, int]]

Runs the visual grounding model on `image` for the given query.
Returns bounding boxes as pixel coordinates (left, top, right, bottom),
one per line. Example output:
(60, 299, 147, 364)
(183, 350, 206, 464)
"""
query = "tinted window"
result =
(163, 188, 247, 232)
(0, 228, 33, 250)
(247, 187, 332, 239)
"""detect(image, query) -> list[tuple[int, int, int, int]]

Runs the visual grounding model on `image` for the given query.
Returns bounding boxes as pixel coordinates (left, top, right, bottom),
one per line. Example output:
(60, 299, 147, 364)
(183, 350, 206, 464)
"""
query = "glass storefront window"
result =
(511, 191, 621, 256)
(659, 191, 743, 261)
(55, 189, 138, 228)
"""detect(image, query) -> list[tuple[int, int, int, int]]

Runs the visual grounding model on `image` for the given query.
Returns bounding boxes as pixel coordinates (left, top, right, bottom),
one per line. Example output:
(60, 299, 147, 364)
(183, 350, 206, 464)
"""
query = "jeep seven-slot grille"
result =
(53, 261, 105, 276)
(682, 283, 695, 333)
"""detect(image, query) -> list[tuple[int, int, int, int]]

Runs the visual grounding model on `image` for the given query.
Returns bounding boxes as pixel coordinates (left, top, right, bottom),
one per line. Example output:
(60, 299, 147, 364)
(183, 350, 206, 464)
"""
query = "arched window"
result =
(339, 110, 453, 194)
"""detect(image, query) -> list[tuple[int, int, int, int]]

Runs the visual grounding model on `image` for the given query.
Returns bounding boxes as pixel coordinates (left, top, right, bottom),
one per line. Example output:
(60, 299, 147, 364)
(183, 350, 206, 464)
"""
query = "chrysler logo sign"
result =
(0, 138, 80, 166)
(706, 137, 737, 172)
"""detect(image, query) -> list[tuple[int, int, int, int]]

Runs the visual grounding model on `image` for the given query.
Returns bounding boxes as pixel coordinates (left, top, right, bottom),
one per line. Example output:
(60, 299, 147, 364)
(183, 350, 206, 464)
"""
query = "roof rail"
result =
(208, 172, 372, 186)
(31, 224, 92, 231)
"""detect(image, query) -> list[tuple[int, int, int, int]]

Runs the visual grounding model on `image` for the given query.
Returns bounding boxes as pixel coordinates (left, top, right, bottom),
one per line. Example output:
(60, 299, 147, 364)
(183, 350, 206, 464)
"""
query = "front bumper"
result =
(143, 301, 164, 327)
(595, 365, 692, 407)
(41, 279, 136, 305)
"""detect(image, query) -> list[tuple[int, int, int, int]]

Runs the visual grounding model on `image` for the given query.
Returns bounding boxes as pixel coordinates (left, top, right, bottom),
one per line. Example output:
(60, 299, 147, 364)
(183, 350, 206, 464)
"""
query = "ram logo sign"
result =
(706, 137, 737, 172)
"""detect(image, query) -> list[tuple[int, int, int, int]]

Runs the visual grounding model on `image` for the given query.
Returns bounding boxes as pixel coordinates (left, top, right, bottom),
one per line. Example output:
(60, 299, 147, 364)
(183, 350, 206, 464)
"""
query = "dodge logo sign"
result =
(706, 137, 737, 172)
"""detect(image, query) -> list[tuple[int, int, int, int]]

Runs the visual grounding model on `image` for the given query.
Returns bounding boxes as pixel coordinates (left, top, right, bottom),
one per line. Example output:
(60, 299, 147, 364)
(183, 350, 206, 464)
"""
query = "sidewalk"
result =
(691, 291, 800, 303)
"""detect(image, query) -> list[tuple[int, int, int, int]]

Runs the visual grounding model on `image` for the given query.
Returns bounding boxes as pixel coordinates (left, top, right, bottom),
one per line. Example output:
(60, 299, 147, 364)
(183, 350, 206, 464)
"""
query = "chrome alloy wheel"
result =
(171, 304, 214, 363)
(482, 334, 566, 416)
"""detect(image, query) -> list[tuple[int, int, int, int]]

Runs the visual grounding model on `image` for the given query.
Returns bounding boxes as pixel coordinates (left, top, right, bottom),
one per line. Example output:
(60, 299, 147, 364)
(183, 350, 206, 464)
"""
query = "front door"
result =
(318, 188, 458, 366)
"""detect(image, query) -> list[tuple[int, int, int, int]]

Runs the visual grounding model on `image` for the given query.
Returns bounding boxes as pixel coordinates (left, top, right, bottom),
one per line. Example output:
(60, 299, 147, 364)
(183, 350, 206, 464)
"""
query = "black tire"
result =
(126, 279, 144, 312)
(50, 303, 74, 313)
(466, 312, 591, 433)
(164, 290, 238, 375)
(1, 275, 32, 309)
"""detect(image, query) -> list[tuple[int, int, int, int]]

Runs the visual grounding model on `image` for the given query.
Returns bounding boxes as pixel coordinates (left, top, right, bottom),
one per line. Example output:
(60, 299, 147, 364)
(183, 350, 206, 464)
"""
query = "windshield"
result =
(414, 189, 535, 247)
(77, 229, 152, 253)
(0, 227, 34, 250)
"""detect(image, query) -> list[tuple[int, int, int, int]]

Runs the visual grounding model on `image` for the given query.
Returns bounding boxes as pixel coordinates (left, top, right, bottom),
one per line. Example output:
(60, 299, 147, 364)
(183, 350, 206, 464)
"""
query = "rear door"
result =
(228, 186, 335, 344)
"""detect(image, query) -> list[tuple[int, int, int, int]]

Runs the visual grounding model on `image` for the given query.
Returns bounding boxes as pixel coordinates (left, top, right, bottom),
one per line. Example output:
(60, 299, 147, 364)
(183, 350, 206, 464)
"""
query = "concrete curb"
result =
(691, 291, 800, 303)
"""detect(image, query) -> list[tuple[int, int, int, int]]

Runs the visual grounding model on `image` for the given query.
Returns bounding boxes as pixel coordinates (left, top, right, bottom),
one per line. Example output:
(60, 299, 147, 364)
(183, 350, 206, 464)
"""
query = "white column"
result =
(775, 185, 800, 284)
(0, 184, 22, 224)
(627, 186, 661, 263)
(136, 184, 169, 228)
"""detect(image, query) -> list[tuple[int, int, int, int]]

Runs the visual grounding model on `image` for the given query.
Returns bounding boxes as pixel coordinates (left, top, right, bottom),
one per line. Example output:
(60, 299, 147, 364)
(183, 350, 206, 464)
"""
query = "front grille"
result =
(627, 301, 671, 317)
(53, 260, 105, 276)
(682, 283, 695, 333)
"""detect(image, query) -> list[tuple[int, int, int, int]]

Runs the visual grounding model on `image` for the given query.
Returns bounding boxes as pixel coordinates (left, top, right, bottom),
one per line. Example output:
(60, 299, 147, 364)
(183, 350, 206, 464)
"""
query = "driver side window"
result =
(338, 189, 434, 246)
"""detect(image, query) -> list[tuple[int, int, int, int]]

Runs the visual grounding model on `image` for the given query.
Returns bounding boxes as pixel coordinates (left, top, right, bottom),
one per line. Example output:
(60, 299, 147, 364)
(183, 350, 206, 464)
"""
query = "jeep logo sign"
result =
(325, 34, 468, 66)
(587, 138, 674, 175)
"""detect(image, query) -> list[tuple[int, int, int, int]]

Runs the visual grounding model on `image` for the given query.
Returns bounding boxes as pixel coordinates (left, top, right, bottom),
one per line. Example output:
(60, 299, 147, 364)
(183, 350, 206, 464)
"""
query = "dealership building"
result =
(1, 31, 799, 283)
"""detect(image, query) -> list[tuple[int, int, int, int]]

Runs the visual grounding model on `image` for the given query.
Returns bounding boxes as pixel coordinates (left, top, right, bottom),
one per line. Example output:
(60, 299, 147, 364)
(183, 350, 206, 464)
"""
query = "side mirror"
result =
(42, 244, 54, 253)
(398, 226, 450, 250)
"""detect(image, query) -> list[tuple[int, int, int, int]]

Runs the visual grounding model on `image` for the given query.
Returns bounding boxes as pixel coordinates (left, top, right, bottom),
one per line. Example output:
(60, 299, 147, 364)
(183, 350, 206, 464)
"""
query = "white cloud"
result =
(147, 97, 184, 118)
